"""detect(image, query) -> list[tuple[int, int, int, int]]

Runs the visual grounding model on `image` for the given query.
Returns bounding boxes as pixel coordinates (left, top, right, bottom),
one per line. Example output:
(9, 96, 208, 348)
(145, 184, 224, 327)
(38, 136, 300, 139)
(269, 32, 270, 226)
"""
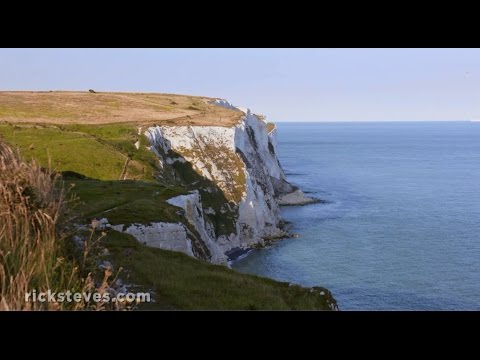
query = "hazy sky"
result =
(1, 48, 480, 121)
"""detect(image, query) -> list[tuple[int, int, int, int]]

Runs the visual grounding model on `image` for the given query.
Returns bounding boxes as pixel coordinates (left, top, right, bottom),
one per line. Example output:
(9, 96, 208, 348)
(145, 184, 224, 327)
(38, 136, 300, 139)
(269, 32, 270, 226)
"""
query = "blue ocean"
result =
(233, 122, 480, 310)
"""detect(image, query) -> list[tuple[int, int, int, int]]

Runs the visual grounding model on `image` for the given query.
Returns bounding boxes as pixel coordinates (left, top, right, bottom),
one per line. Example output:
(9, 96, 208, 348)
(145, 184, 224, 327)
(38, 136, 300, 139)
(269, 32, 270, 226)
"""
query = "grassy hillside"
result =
(69, 182, 337, 310)
(0, 91, 242, 126)
(0, 114, 240, 240)
(0, 123, 159, 180)
(103, 230, 337, 310)
(0, 143, 337, 310)
(0, 91, 338, 310)
(69, 179, 187, 226)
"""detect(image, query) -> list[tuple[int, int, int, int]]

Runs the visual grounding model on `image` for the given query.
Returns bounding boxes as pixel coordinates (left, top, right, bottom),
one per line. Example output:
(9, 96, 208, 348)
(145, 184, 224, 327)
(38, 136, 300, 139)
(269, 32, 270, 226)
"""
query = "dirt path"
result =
(119, 158, 130, 180)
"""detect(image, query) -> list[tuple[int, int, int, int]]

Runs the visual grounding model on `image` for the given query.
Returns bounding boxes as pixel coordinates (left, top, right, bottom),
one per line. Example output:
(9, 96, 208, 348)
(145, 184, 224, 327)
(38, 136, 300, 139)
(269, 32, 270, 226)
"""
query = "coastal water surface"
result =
(232, 122, 480, 310)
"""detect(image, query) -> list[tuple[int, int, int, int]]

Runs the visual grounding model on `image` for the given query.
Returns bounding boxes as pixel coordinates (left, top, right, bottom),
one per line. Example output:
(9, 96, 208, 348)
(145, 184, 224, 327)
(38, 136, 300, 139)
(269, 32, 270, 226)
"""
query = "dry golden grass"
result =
(0, 91, 243, 127)
(0, 140, 115, 310)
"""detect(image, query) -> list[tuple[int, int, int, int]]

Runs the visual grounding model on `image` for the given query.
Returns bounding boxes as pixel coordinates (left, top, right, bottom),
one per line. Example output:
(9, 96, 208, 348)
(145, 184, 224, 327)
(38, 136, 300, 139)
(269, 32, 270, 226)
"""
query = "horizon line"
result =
(273, 119, 472, 123)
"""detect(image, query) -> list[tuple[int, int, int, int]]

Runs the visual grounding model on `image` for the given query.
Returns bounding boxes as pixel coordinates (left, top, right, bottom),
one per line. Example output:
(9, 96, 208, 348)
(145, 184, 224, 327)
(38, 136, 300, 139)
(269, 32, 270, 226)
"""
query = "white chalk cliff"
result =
(117, 100, 314, 264)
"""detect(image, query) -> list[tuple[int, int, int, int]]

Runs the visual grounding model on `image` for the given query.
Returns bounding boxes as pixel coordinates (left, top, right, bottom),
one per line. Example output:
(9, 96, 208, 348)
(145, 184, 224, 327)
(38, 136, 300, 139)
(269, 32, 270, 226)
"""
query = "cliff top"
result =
(0, 91, 243, 127)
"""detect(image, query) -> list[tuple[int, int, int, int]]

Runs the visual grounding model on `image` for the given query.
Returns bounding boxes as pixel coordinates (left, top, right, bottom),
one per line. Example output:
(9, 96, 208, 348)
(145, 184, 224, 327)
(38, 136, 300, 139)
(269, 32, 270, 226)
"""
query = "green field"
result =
(103, 230, 336, 310)
(0, 123, 158, 180)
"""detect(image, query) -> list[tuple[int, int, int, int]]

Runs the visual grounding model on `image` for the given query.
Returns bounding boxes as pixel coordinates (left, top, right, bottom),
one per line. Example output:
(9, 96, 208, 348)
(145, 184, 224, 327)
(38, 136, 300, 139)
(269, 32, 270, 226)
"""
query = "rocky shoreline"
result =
(277, 189, 326, 206)
(227, 195, 326, 264)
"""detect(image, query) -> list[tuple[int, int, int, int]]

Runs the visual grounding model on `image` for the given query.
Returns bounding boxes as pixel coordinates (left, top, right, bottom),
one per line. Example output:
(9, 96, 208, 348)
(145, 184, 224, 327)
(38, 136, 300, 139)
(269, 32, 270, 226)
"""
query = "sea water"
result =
(232, 122, 480, 310)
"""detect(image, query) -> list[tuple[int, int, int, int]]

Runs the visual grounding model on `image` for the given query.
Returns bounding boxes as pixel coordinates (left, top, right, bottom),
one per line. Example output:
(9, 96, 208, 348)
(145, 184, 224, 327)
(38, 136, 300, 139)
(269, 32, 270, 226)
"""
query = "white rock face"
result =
(137, 99, 313, 262)
(234, 109, 285, 242)
(111, 222, 194, 256)
(212, 98, 239, 111)
(166, 191, 227, 264)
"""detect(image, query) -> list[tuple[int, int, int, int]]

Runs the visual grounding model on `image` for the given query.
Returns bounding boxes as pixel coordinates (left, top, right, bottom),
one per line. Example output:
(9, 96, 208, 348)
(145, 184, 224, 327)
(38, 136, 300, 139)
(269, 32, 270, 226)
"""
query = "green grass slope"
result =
(69, 179, 187, 226)
(0, 123, 159, 180)
(104, 231, 337, 310)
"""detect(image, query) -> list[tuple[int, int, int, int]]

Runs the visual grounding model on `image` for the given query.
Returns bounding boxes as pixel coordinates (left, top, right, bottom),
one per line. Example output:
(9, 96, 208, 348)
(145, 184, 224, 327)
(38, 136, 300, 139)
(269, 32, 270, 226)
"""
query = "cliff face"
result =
(120, 100, 312, 264)
(0, 91, 313, 265)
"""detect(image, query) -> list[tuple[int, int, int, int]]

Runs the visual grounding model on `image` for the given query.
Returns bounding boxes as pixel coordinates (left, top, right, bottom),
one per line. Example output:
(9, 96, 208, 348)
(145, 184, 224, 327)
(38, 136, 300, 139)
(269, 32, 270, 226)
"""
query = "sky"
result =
(1, 48, 480, 121)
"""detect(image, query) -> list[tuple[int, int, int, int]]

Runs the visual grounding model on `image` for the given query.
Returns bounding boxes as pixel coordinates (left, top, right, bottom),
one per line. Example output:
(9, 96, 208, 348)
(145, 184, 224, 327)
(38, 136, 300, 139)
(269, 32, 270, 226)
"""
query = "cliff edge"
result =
(143, 99, 315, 262)
(0, 91, 315, 264)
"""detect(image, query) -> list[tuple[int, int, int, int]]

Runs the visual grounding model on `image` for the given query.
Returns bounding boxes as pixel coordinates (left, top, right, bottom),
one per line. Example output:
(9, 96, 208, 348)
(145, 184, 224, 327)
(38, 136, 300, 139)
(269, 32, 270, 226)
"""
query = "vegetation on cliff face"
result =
(68, 179, 187, 226)
(166, 151, 239, 237)
(266, 122, 276, 134)
(175, 145, 246, 203)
